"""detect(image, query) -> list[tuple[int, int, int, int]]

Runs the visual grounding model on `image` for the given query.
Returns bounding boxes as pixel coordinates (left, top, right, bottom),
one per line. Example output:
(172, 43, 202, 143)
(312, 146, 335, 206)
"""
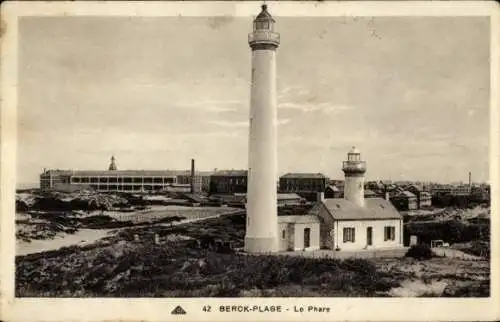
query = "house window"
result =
(343, 227, 355, 243)
(384, 226, 396, 241)
(282, 229, 286, 239)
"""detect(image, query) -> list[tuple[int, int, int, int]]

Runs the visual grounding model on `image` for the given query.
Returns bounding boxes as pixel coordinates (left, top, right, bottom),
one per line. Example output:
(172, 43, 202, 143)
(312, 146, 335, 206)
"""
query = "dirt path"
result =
(16, 209, 245, 256)
(16, 229, 113, 256)
(432, 247, 482, 260)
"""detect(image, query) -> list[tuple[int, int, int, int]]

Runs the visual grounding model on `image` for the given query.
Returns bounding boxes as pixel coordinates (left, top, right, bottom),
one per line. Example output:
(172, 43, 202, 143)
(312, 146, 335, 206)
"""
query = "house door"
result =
(367, 227, 373, 246)
(304, 228, 311, 249)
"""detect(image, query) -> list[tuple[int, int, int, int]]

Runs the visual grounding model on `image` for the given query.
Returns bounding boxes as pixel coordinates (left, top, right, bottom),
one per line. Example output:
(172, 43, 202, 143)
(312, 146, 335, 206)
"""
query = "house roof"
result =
(406, 184, 423, 192)
(278, 215, 321, 224)
(321, 198, 402, 220)
(395, 191, 417, 198)
(281, 173, 328, 179)
(325, 185, 340, 192)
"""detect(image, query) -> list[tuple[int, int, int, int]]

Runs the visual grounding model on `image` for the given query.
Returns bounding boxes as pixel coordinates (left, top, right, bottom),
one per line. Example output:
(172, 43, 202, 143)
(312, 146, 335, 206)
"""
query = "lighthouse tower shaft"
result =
(245, 5, 280, 253)
(342, 147, 366, 207)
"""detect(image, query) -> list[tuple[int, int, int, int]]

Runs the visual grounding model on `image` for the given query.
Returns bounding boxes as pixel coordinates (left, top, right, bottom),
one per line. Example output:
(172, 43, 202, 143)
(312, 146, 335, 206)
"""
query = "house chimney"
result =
(317, 191, 325, 203)
(190, 159, 195, 193)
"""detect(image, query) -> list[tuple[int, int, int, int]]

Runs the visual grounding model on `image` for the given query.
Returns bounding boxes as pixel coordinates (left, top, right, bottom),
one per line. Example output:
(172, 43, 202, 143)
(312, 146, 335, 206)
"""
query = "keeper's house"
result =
(276, 147, 404, 252)
(315, 198, 403, 251)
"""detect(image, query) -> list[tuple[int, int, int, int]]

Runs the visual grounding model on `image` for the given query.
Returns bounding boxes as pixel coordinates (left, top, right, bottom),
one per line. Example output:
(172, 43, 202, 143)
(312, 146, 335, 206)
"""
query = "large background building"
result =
(39, 158, 212, 193)
(279, 172, 329, 201)
(208, 170, 248, 195)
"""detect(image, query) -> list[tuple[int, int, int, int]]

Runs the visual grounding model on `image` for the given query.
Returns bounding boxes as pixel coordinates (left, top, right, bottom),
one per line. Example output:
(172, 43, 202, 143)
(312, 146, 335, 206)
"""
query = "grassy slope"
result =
(16, 239, 400, 297)
(17, 213, 399, 297)
(16, 213, 490, 297)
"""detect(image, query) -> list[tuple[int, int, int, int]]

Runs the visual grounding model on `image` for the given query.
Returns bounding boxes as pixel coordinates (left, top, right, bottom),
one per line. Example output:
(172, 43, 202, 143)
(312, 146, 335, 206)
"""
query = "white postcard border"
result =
(1, 1, 499, 321)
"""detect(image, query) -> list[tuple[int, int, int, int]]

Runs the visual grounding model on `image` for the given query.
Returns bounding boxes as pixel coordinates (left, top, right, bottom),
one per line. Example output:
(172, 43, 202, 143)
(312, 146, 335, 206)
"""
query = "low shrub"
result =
(405, 244, 434, 260)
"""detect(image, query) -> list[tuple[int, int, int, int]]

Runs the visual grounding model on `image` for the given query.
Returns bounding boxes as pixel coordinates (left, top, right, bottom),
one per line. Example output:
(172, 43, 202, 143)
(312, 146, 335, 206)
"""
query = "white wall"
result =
(245, 46, 278, 252)
(278, 222, 320, 251)
(278, 223, 289, 251)
(344, 175, 364, 207)
(334, 219, 403, 251)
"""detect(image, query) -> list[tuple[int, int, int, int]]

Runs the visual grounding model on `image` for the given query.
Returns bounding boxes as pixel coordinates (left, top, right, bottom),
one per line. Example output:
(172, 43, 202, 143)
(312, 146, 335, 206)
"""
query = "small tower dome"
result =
(253, 4, 276, 31)
(349, 146, 360, 155)
(249, 4, 280, 50)
(108, 156, 117, 171)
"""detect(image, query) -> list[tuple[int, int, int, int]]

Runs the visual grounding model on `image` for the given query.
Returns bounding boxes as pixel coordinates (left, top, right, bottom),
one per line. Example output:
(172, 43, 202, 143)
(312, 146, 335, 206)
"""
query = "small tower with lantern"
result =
(342, 147, 367, 207)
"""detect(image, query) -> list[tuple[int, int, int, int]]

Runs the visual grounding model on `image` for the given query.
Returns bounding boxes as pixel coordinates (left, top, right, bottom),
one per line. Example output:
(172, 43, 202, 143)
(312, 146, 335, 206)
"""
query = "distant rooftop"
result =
(281, 173, 328, 179)
(210, 170, 248, 176)
(278, 215, 320, 224)
(42, 169, 212, 177)
(395, 191, 417, 198)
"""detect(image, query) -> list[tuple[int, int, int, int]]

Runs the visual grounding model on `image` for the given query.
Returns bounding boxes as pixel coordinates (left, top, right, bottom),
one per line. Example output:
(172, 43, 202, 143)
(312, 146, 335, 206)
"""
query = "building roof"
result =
(395, 191, 417, 198)
(43, 169, 217, 177)
(69, 170, 182, 177)
(281, 173, 328, 179)
(406, 184, 423, 191)
(175, 170, 214, 176)
(325, 185, 340, 192)
(211, 170, 248, 177)
(364, 189, 378, 197)
(278, 215, 321, 224)
(321, 198, 402, 220)
(277, 193, 303, 200)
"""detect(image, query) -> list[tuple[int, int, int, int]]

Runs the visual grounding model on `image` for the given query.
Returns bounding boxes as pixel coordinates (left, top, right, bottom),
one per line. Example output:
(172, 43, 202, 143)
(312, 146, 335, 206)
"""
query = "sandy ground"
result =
(106, 206, 240, 223)
(16, 208, 244, 256)
(16, 229, 112, 256)
(432, 247, 482, 260)
(279, 247, 409, 259)
(388, 279, 449, 297)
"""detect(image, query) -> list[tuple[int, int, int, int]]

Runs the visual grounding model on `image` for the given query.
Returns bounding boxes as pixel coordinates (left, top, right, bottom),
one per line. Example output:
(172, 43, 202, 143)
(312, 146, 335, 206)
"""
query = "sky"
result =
(17, 14, 491, 187)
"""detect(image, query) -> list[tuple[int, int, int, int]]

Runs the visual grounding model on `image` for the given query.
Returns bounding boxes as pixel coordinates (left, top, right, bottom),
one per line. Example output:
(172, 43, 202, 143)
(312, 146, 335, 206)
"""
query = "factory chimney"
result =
(468, 171, 472, 188)
(190, 158, 196, 193)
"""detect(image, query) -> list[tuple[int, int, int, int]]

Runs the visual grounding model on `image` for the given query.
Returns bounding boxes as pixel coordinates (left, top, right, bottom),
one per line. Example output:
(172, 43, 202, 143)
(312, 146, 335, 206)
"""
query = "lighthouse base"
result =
(244, 236, 278, 253)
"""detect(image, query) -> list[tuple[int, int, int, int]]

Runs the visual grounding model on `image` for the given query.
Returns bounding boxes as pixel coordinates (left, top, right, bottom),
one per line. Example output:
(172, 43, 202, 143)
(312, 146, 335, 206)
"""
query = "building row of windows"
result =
(70, 176, 176, 184)
(281, 185, 325, 192)
(281, 179, 326, 185)
(88, 185, 168, 191)
(212, 178, 247, 185)
(342, 226, 396, 243)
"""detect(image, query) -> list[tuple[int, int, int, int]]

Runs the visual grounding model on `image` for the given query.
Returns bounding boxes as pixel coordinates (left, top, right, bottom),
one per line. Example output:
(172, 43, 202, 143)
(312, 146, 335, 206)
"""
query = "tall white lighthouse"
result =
(245, 4, 280, 253)
(342, 147, 367, 207)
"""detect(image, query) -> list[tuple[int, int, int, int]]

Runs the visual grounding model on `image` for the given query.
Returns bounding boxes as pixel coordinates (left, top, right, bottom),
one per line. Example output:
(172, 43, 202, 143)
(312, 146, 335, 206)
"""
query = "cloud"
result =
(178, 131, 241, 138)
(208, 120, 248, 128)
(280, 102, 354, 114)
(175, 99, 245, 113)
(209, 118, 291, 128)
